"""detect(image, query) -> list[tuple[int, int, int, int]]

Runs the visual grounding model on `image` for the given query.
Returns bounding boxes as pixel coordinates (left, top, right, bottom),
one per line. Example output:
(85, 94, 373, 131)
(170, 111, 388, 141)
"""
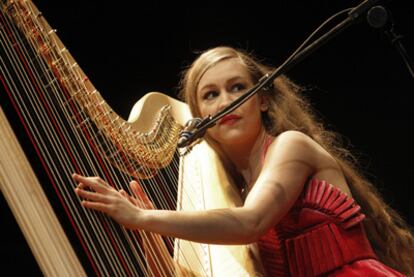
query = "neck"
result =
(222, 128, 269, 185)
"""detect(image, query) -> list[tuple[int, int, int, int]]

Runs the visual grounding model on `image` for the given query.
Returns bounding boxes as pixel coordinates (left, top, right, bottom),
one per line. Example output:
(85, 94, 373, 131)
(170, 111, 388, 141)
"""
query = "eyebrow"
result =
(198, 76, 246, 93)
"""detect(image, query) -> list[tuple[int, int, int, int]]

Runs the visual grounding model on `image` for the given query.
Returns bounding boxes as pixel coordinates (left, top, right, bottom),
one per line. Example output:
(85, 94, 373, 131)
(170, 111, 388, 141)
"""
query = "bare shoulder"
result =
(259, 131, 318, 187)
(266, 131, 341, 176)
(268, 130, 351, 196)
(271, 130, 313, 146)
(268, 130, 322, 163)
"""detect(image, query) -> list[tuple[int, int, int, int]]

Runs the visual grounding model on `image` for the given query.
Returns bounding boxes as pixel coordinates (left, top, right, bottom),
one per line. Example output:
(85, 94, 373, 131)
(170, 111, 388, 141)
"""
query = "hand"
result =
(73, 173, 144, 229)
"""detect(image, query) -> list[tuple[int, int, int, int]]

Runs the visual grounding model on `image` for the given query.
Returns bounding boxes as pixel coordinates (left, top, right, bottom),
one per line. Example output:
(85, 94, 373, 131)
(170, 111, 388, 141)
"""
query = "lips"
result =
(219, 114, 241, 125)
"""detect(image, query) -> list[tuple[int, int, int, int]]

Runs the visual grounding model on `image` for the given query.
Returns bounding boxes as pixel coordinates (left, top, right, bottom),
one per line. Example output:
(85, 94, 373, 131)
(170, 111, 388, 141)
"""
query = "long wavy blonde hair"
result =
(178, 46, 414, 276)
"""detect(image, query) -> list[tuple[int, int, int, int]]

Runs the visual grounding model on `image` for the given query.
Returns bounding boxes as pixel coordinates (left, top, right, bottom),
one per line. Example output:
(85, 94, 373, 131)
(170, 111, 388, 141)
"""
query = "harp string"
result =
(0, 8, 138, 275)
(1, 1, 211, 275)
(1, 3, 146, 274)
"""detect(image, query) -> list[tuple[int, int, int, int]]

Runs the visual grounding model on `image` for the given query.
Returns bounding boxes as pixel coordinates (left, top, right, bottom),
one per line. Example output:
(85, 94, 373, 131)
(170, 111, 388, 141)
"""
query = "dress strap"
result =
(261, 134, 274, 163)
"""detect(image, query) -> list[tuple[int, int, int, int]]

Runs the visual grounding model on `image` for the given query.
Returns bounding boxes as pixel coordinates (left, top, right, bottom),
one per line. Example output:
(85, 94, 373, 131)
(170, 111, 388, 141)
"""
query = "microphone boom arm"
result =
(177, 0, 381, 148)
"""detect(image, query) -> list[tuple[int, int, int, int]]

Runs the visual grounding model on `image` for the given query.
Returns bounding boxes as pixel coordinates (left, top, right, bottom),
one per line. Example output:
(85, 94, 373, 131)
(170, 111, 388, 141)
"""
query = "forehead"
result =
(197, 58, 251, 91)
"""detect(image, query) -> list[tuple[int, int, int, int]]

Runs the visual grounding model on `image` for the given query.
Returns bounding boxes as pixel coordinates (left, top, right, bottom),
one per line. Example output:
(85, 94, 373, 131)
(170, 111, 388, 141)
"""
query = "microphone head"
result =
(177, 131, 193, 148)
(367, 6, 389, 29)
(177, 117, 203, 148)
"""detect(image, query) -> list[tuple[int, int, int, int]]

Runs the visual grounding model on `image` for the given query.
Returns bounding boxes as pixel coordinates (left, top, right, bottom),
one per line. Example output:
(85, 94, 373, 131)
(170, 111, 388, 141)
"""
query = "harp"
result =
(0, 1, 261, 276)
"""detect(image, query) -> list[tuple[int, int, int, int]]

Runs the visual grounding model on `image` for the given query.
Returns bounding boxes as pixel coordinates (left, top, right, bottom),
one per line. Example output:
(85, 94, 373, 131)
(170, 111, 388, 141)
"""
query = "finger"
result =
(120, 189, 128, 198)
(72, 174, 108, 193)
(81, 200, 109, 213)
(130, 181, 146, 198)
(122, 189, 145, 208)
(77, 182, 88, 190)
(120, 190, 135, 204)
(130, 181, 154, 209)
(75, 187, 109, 203)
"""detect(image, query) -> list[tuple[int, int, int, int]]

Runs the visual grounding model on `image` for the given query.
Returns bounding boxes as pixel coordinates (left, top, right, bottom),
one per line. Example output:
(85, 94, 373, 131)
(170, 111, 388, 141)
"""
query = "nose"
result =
(217, 90, 235, 112)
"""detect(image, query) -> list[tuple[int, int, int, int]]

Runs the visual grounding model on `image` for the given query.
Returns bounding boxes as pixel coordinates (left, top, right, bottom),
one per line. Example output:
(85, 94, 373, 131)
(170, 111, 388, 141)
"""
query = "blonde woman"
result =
(74, 46, 414, 276)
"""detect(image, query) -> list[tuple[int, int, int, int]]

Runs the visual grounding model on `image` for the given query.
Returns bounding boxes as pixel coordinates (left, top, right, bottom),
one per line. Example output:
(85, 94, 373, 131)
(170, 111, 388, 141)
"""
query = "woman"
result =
(74, 46, 414, 276)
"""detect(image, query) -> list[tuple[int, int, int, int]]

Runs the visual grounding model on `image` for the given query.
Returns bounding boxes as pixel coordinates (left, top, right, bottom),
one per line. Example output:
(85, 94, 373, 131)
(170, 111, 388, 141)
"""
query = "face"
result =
(196, 57, 266, 148)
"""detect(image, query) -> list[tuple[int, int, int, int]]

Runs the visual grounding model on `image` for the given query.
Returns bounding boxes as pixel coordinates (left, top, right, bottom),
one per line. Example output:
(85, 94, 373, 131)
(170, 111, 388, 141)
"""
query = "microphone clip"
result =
(177, 116, 214, 149)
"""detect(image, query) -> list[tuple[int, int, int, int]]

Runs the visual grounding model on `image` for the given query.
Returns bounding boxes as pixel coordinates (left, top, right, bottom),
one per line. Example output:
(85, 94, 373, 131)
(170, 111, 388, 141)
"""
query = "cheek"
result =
(240, 97, 261, 114)
(194, 99, 205, 117)
(198, 103, 214, 118)
(197, 104, 206, 117)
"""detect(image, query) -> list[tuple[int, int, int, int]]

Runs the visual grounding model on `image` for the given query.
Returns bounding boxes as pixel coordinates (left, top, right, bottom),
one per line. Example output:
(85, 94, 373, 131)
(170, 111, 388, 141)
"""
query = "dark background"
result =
(1, 0, 413, 274)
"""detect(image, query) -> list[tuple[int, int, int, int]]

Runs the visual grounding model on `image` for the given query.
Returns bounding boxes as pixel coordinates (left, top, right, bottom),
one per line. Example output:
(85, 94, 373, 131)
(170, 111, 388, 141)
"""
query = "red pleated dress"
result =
(257, 178, 405, 276)
(257, 139, 405, 276)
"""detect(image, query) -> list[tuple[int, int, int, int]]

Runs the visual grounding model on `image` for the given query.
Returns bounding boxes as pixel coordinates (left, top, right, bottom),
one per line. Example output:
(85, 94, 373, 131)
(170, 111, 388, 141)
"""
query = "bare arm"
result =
(74, 131, 316, 244)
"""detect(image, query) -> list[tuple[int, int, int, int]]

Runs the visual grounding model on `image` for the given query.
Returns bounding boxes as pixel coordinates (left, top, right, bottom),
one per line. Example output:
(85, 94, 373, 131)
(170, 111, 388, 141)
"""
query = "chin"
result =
(212, 130, 252, 146)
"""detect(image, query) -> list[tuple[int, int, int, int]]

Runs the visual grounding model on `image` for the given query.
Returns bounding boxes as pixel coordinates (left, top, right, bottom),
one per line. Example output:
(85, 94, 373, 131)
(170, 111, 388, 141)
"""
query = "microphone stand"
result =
(385, 27, 414, 78)
(177, 0, 381, 149)
(367, 6, 414, 78)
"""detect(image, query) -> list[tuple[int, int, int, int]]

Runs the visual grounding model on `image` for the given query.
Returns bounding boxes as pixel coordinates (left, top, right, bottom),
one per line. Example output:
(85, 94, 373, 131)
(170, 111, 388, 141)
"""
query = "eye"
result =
(231, 83, 246, 93)
(202, 90, 219, 100)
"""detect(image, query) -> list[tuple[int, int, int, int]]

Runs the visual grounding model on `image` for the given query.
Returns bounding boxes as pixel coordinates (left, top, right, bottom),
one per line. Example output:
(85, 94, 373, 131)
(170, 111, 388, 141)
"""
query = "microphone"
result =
(366, 5, 414, 78)
(177, 117, 203, 148)
(177, 115, 216, 148)
(367, 5, 389, 28)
